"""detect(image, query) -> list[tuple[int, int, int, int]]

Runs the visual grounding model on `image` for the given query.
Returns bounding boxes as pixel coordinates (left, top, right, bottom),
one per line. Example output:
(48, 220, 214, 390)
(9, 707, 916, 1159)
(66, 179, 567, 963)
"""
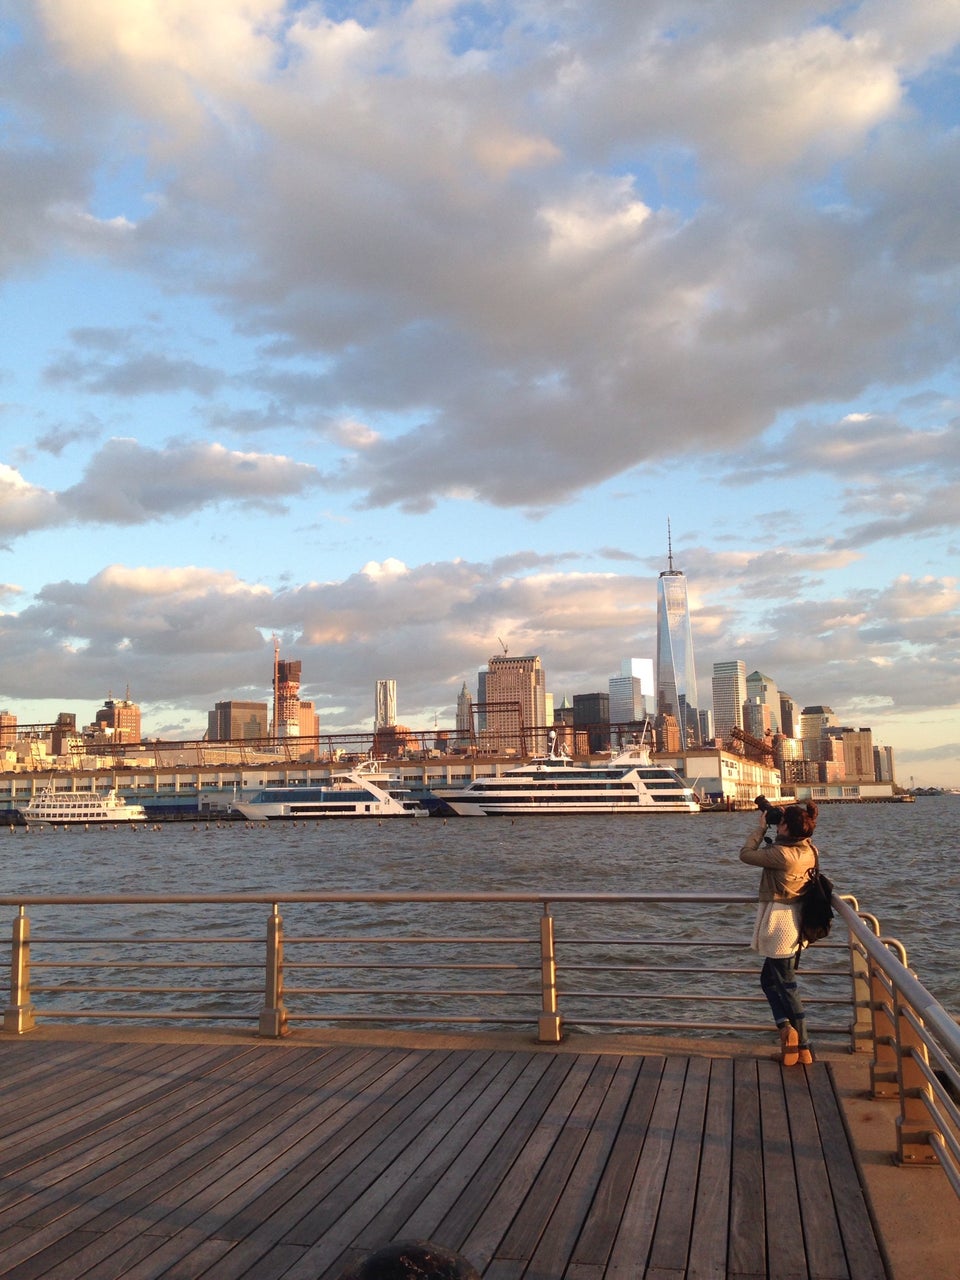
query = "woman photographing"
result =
(740, 799, 819, 1066)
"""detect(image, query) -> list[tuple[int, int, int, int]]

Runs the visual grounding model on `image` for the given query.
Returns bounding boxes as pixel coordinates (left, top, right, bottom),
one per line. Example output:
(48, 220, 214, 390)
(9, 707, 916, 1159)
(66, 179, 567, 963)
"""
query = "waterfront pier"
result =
(1, 890, 958, 1277)
(0, 1032, 900, 1280)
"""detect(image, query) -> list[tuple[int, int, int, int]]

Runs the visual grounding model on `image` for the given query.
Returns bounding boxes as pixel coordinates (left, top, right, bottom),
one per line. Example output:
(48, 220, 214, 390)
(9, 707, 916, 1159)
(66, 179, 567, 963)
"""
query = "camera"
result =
(755, 795, 784, 826)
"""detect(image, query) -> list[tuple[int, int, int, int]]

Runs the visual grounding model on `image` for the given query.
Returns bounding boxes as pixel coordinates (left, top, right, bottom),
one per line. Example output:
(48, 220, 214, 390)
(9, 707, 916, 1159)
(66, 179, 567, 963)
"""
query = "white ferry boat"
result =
(232, 761, 423, 820)
(432, 733, 701, 817)
(18, 787, 148, 826)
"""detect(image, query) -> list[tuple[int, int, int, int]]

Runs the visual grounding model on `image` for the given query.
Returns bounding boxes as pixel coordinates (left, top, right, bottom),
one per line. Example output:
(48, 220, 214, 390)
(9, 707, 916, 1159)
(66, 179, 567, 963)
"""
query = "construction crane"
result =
(497, 636, 508, 656)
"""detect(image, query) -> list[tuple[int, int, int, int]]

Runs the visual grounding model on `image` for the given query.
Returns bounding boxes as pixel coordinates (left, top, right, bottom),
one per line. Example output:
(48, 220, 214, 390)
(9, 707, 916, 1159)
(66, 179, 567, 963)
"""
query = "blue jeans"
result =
(760, 956, 808, 1047)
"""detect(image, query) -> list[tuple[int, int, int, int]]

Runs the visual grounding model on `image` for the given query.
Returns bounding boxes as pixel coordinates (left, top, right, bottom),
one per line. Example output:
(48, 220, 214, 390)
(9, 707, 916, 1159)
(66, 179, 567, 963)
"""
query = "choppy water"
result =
(3, 797, 958, 1015)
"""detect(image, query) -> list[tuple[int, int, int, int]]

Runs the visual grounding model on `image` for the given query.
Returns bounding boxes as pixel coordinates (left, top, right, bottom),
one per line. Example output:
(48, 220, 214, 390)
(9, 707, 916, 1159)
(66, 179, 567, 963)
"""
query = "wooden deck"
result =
(0, 1040, 888, 1280)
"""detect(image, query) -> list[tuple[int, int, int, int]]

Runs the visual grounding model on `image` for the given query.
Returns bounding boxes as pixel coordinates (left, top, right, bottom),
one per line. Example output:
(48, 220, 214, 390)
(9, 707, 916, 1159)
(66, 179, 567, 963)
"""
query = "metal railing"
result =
(2, 890, 959, 1188)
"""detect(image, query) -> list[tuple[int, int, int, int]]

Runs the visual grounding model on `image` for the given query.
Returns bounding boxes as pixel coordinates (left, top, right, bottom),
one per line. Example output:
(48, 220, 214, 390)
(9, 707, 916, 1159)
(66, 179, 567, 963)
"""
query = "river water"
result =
(3, 797, 958, 1020)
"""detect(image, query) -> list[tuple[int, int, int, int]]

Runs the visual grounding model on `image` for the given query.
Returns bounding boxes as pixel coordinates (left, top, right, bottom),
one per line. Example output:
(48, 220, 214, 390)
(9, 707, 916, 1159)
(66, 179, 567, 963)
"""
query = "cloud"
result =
(0, 441, 321, 538)
(2, 2, 951, 513)
(0, 465, 59, 539)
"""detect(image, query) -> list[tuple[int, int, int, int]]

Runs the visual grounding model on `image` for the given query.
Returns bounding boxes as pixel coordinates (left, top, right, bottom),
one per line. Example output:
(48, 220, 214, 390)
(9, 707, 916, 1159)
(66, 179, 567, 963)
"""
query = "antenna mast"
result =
(667, 518, 675, 573)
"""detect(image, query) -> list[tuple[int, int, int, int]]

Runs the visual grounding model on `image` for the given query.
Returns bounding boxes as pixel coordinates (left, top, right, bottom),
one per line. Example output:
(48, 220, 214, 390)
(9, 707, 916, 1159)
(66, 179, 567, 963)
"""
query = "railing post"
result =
(538, 904, 562, 1043)
(4, 907, 36, 1034)
(894, 989, 938, 1165)
(259, 903, 288, 1038)
(848, 908, 877, 1054)
(869, 938, 907, 1099)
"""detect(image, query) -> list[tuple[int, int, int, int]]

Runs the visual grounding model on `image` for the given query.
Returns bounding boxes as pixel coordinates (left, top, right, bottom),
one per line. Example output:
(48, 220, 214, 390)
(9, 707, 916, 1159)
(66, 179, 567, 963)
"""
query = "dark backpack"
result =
(795, 846, 834, 966)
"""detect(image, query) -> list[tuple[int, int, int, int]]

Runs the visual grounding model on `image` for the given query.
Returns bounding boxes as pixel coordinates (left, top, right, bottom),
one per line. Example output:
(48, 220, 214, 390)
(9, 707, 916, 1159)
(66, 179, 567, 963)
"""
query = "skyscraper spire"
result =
(667, 518, 675, 573)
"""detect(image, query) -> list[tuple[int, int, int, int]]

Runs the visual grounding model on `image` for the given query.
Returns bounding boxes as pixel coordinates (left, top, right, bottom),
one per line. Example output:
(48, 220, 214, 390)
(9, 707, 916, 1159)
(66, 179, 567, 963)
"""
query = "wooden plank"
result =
(782, 1065, 848, 1280)
(520, 1055, 643, 1280)
(0, 1044, 259, 1207)
(686, 1057, 734, 1280)
(645, 1054, 712, 1280)
(427, 1052, 579, 1251)
(197, 1048, 455, 1254)
(603, 1054, 688, 1278)
(7, 1045, 343, 1229)
(491, 1055, 624, 1266)
(110, 1047, 426, 1241)
(0, 1046, 373, 1278)
(757, 1058, 806, 1280)
(391, 1052, 556, 1245)
(456, 1054, 597, 1273)
(809, 1065, 888, 1280)
(349, 1052, 538, 1250)
(565, 1054, 667, 1278)
(728, 1056, 765, 1280)
(263, 1049, 514, 1280)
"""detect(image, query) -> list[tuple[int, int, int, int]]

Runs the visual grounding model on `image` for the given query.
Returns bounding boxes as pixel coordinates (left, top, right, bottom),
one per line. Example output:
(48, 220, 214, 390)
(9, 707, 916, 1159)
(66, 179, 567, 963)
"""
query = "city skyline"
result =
(1, 3, 958, 787)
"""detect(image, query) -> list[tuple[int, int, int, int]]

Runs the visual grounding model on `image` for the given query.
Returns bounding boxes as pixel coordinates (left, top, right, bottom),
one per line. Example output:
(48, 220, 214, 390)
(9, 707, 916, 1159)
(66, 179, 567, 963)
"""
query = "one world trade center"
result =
(656, 526, 700, 746)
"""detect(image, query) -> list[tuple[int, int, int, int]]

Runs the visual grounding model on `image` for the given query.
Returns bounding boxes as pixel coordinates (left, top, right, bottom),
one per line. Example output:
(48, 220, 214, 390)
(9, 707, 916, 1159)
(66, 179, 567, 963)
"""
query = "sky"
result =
(1, 0, 959, 787)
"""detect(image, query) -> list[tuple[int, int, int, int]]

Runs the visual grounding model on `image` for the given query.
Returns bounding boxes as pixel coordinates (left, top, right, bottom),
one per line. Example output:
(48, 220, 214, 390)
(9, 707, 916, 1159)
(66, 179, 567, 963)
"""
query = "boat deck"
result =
(0, 1037, 892, 1280)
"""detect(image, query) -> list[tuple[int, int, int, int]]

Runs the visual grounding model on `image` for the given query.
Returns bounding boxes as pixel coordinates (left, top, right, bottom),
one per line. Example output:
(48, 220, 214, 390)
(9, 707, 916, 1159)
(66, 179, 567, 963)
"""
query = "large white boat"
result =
(232, 761, 423, 820)
(18, 787, 148, 826)
(431, 733, 701, 817)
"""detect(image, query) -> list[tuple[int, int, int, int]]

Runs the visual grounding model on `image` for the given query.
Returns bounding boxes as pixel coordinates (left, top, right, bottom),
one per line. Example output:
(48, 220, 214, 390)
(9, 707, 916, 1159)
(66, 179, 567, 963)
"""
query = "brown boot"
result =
(779, 1023, 800, 1067)
(798, 1046, 814, 1066)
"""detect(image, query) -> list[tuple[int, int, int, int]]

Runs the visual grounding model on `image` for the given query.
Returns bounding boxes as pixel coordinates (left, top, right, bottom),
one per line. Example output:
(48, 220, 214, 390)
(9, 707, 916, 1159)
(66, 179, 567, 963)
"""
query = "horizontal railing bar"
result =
(36, 1009, 256, 1020)
(561, 991, 853, 1004)
(0, 891, 760, 906)
(536, 1016, 852, 1033)
(285, 962, 534, 972)
(287, 936, 534, 946)
(929, 1136, 960, 1200)
(33, 985, 263, 995)
(288, 1012, 535, 1024)
(32, 961, 263, 971)
(284, 987, 534, 998)
(35, 937, 262, 946)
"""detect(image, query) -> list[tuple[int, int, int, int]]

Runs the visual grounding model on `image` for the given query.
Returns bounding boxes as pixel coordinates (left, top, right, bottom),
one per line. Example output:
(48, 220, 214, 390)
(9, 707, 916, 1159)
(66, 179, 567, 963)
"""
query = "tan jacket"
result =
(739, 828, 817, 903)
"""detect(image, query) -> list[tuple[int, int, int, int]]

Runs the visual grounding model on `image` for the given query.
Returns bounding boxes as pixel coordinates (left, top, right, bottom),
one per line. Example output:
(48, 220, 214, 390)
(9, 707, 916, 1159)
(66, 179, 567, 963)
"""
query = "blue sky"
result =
(1, 0, 959, 785)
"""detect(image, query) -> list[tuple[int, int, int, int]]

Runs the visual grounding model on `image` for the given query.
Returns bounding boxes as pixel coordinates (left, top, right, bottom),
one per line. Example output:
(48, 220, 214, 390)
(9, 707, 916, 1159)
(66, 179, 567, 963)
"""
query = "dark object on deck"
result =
(336, 1239, 480, 1279)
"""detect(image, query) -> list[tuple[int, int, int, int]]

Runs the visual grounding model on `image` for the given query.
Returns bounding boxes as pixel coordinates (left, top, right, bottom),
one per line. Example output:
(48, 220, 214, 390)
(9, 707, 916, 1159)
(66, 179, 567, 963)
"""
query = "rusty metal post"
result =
(538, 904, 562, 1043)
(3, 907, 36, 1034)
(258, 903, 288, 1038)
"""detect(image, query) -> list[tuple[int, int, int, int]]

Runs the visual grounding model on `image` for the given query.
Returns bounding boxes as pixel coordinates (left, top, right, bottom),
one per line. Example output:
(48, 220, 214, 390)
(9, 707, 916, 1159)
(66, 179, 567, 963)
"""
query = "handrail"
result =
(2, 889, 959, 1192)
(833, 896, 960, 1188)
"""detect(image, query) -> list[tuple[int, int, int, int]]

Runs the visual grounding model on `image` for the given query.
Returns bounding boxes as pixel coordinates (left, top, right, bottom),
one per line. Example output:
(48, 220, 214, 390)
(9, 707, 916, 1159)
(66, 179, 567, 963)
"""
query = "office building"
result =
(479, 654, 547, 754)
(456, 682, 474, 745)
(375, 679, 397, 731)
(779, 693, 800, 739)
(746, 671, 781, 734)
(798, 706, 839, 762)
(743, 696, 774, 740)
(93, 691, 141, 742)
(874, 744, 896, 783)
(698, 708, 714, 743)
(0, 710, 17, 747)
(711, 660, 747, 745)
(827, 726, 875, 783)
(208, 701, 269, 742)
(572, 692, 610, 753)
(656, 530, 700, 745)
(609, 658, 652, 728)
(298, 700, 320, 740)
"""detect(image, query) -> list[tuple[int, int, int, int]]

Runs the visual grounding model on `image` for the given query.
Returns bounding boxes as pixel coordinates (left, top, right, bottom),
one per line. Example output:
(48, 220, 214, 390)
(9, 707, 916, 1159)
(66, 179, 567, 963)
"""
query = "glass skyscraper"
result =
(656, 534, 700, 746)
